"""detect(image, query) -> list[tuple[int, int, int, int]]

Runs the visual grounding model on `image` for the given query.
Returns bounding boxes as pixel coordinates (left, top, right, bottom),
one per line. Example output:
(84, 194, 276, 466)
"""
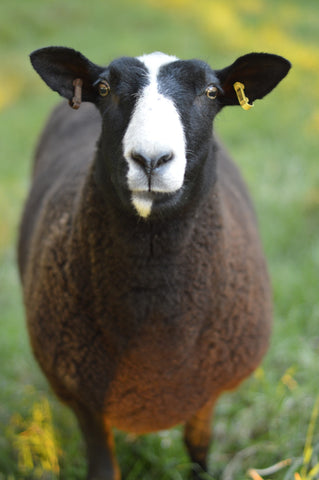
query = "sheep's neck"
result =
(67, 161, 225, 328)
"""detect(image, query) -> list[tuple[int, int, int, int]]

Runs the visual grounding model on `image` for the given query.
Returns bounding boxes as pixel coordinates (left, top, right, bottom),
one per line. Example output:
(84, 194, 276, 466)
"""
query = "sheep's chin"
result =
(131, 190, 178, 218)
(131, 192, 154, 218)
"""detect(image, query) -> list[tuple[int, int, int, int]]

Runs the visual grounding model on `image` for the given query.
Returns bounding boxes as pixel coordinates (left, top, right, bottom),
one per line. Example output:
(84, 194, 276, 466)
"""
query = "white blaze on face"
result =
(122, 52, 187, 218)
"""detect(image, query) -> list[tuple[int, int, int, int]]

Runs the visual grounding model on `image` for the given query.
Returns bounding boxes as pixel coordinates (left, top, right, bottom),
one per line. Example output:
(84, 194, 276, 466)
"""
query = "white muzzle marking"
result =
(122, 53, 187, 218)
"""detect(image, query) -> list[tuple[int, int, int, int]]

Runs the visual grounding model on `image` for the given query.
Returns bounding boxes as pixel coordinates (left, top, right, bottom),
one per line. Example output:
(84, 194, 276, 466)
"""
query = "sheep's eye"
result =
(205, 85, 218, 100)
(98, 81, 110, 97)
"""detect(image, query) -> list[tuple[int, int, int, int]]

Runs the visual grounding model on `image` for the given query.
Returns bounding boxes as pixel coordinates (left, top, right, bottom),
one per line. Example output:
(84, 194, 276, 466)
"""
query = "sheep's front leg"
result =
(74, 406, 120, 480)
(184, 399, 216, 479)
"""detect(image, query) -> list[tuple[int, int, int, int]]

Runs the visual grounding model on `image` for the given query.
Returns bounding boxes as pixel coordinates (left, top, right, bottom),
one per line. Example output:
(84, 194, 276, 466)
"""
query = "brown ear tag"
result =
(233, 82, 254, 111)
(69, 78, 83, 110)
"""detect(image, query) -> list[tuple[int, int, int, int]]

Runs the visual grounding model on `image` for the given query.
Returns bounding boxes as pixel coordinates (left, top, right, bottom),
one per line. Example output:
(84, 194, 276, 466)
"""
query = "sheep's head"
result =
(30, 48, 290, 219)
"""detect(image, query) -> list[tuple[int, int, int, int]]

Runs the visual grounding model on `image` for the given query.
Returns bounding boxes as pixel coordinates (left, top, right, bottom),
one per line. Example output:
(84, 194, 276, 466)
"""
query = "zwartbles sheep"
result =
(18, 48, 290, 479)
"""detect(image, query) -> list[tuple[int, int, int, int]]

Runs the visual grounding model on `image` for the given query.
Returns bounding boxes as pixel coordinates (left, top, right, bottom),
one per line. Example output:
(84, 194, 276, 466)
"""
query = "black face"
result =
(93, 55, 221, 220)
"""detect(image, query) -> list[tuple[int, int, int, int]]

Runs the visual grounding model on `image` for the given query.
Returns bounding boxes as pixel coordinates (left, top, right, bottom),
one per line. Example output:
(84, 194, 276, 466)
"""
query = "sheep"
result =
(18, 47, 291, 480)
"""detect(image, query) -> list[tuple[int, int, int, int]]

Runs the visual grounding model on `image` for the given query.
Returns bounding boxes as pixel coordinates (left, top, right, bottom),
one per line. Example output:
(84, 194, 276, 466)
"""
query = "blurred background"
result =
(0, 0, 318, 478)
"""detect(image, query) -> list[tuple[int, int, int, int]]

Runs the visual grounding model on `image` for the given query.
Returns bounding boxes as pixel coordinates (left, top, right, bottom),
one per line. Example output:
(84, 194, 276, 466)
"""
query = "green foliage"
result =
(0, 0, 318, 478)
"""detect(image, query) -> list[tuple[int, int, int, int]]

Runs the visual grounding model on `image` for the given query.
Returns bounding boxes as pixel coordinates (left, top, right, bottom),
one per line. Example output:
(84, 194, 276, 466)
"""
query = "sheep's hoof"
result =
(189, 464, 208, 480)
(88, 475, 118, 480)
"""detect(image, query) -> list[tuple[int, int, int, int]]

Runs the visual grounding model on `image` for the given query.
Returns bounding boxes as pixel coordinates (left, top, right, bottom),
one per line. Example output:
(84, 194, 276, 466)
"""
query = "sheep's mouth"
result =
(132, 190, 178, 202)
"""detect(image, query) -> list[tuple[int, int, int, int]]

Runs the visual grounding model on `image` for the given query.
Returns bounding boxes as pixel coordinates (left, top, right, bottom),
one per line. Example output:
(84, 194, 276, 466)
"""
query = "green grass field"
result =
(0, 0, 318, 478)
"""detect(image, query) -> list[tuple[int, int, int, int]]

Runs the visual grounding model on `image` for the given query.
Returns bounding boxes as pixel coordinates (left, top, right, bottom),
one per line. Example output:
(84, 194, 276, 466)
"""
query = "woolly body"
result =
(20, 99, 270, 430)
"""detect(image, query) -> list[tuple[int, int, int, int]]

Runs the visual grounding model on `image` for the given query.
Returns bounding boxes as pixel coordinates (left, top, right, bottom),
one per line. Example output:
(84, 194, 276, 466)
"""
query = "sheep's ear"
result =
(30, 47, 105, 103)
(216, 53, 291, 107)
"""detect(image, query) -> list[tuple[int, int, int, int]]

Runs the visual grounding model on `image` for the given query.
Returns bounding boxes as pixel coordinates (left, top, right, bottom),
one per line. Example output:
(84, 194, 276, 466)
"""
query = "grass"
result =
(0, 0, 319, 478)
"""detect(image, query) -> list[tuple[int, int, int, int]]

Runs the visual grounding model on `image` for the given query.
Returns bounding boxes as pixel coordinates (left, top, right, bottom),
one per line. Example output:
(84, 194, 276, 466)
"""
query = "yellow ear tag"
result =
(233, 82, 254, 111)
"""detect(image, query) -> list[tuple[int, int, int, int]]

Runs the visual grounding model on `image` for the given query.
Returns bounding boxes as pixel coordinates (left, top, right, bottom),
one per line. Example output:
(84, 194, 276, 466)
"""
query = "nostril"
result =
(131, 151, 149, 169)
(156, 152, 174, 168)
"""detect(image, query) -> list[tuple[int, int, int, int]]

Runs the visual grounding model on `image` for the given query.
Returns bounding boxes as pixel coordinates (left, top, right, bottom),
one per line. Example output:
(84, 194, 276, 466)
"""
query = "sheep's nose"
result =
(131, 151, 174, 173)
